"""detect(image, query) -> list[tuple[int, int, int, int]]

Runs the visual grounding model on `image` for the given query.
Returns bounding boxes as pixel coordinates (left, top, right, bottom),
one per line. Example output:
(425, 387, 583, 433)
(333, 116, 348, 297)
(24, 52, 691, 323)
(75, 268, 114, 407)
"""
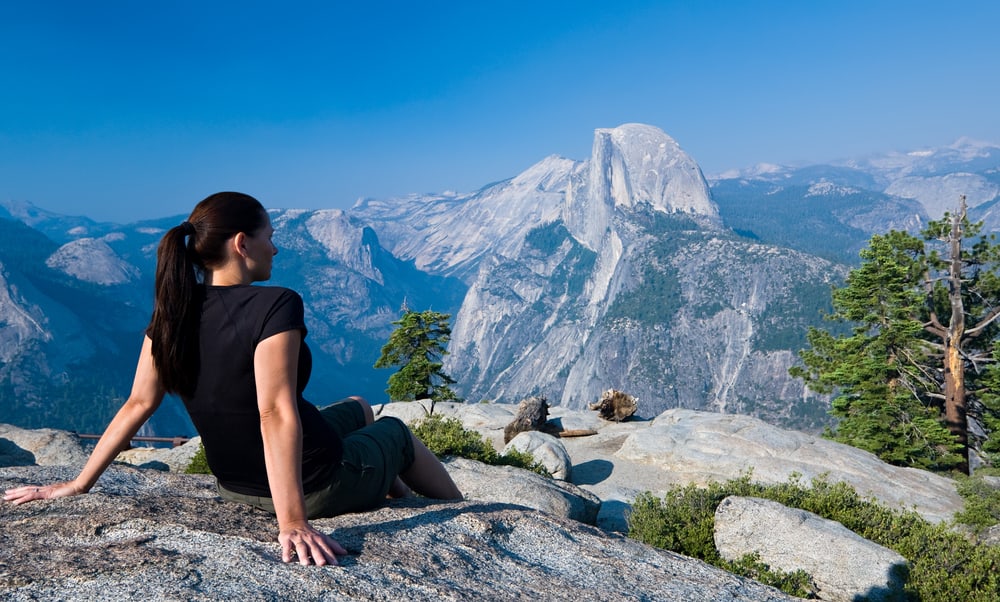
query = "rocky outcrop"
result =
(114, 436, 203, 473)
(370, 402, 963, 529)
(502, 431, 573, 481)
(714, 496, 909, 602)
(614, 409, 963, 524)
(0, 424, 90, 467)
(3, 402, 965, 531)
(0, 465, 796, 602)
(0, 402, 972, 601)
(444, 456, 597, 523)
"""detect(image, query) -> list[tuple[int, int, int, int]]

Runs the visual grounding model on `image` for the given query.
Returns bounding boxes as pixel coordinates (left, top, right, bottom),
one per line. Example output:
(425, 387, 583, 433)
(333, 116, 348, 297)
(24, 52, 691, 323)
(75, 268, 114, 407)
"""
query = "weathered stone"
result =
(114, 436, 203, 473)
(547, 405, 605, 433)
(372, 398, 437, 422)
(616, 409, 962, 523)
(982, 475, 1000, 490)
(503, 430, 573, 481)
(714, 496, 909, 602)
(981, 524, 1000, 547)
(443, 457, 598, 524)
(0, 424, 89, 468)
(1, 465, 796, 602)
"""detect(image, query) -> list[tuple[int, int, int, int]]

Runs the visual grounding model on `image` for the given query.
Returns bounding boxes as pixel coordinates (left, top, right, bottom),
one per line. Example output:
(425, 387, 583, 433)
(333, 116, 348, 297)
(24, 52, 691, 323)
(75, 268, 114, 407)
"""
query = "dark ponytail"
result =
(148, 192, 268, 399)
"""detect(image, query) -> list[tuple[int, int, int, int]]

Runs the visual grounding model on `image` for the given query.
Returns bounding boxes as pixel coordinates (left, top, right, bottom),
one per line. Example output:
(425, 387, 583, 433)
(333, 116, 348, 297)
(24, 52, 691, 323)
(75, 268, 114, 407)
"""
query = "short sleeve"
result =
(257, 288, 307, 344)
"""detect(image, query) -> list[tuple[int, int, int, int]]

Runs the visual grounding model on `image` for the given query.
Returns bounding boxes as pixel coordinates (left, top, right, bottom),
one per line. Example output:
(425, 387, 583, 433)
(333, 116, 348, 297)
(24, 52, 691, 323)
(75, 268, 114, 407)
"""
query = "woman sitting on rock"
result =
(3, 191, 462, 565)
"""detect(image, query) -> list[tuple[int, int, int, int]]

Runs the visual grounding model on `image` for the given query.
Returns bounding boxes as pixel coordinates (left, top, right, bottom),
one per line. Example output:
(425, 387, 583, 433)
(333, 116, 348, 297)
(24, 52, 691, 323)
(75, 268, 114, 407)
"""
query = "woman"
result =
(3, 192, 462, 566)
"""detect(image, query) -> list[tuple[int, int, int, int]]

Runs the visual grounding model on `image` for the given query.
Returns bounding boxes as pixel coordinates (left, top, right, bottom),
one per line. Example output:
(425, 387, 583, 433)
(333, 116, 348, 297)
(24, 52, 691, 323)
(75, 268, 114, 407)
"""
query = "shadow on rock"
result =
(571, 459, 614, 485)
(0, 437, 36, 468)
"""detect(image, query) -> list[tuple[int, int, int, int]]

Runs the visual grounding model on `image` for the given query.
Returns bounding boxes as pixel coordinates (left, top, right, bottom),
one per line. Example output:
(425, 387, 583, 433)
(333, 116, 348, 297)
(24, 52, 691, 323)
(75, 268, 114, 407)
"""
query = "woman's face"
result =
(244, 214, 278, 282)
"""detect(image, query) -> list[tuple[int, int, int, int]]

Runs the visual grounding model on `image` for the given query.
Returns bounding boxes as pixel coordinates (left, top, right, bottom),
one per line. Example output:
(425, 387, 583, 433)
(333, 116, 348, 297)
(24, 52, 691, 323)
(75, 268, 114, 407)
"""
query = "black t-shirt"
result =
(176, 285, 342, 496)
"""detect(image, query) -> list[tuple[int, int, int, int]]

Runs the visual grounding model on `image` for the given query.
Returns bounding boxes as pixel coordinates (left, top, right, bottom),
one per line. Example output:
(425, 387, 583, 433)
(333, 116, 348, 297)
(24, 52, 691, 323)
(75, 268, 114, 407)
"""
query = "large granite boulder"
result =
(616, 409, 963, 523)
(443, 457, 598, 524)
(714, 496, 909, 602)
(0, 424, 89, 467)
(502, 430, 574, 481)
(0, 465, 796, 602)
(114, 436, 204, 473)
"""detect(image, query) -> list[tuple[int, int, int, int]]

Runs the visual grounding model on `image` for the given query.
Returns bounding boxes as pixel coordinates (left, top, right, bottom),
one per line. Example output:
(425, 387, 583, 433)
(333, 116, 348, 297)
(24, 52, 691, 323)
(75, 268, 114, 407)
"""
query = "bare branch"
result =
(965, 307, 1000, 338)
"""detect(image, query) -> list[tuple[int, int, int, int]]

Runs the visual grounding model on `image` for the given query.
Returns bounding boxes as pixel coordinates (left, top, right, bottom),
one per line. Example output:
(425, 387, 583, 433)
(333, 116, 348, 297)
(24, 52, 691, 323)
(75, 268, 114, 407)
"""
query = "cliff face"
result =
(564, 124, 717, 250)
(446, 213, 840, 426)
(437, 125, 838, 426)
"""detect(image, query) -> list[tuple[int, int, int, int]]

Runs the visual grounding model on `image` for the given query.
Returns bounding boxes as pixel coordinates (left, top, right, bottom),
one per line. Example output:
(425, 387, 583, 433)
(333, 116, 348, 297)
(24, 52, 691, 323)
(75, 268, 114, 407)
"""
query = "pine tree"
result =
(374, 309, 461, 406)
(792, 197, 1000, 473)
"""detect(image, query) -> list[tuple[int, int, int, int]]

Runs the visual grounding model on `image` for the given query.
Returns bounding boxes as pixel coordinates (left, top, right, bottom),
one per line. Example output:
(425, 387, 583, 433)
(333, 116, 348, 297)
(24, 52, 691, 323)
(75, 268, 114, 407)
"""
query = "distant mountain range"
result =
(1, 125, 997, 437)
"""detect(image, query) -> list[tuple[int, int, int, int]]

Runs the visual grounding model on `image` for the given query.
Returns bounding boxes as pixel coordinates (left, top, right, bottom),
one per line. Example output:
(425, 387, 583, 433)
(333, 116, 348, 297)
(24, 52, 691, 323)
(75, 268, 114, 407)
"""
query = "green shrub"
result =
(627, 472, 1000, 601)
(184, 443, 212, 475)
(722, 553, 816, 599)
(410, 414, 550, 477)
(954, 475, 1000, 533)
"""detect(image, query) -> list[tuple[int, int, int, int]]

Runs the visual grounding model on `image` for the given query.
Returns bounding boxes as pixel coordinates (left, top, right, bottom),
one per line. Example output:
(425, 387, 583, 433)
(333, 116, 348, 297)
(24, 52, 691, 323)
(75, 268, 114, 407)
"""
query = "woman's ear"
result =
(232, 232, 249, 259)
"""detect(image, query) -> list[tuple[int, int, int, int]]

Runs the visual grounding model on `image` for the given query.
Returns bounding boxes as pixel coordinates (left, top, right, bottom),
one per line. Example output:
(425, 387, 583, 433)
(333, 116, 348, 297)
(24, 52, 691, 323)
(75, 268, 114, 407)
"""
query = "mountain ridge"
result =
(1, 125, 997, 437)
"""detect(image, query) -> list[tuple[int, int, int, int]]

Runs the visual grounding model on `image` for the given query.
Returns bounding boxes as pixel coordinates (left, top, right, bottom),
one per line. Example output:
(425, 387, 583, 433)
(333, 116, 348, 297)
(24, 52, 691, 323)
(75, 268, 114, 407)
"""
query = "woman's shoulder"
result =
(252, 285, 302, 300)
(208, 285, 304, 314)
(251, 287, 305, 314)
(210, 284, 301, 301)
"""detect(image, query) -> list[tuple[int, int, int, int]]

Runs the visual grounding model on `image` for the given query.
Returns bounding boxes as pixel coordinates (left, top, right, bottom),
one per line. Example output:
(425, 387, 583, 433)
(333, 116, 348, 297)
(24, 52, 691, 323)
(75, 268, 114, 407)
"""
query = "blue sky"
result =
(1, 0, 998, 222)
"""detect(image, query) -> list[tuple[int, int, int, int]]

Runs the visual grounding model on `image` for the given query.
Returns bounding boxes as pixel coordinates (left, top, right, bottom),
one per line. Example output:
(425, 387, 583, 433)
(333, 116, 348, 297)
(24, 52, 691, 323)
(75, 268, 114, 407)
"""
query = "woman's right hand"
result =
(279, 520, 348, 566)
(3, 481, 85, 506)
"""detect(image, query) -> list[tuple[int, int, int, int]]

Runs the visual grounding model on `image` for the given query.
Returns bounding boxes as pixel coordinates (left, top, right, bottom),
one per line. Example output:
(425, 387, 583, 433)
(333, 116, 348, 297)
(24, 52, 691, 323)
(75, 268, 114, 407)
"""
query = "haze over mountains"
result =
(1, 124, 997, 438)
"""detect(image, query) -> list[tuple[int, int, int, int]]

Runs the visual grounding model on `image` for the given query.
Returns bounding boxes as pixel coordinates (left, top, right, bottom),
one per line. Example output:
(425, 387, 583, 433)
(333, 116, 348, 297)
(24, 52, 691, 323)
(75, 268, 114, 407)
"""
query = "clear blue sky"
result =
(2, 0, 998, 222)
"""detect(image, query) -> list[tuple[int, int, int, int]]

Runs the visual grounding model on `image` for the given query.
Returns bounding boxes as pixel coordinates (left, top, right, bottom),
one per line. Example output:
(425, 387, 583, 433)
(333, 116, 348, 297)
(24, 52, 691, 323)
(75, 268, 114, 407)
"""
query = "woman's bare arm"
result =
(254, 330, 347, 566)
(3, 336, 166, 504)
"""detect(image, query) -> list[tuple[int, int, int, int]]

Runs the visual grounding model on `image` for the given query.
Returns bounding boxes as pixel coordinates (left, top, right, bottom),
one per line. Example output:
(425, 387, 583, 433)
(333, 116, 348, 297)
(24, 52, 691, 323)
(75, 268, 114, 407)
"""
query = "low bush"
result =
(954, 474, 1000, 533)
(627, 473, 1000, 601)
(184, 443, 212, 475)
(410, 413, 550, 477)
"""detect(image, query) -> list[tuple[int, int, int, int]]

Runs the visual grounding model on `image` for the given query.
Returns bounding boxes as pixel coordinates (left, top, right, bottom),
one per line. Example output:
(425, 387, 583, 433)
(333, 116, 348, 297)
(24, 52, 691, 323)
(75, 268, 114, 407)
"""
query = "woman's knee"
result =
(349, 395, 374, 425)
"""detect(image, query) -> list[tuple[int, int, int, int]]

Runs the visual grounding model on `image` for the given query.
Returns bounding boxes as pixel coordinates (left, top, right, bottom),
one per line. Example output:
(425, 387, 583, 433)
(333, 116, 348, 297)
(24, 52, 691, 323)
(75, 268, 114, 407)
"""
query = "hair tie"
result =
(180, 221, 196, 236)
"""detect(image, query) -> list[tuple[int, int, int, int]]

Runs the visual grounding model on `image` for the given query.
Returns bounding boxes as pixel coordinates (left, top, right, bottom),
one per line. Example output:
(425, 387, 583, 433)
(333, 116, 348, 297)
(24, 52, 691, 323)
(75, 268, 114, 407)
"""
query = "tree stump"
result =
(504, 396, 551, 444)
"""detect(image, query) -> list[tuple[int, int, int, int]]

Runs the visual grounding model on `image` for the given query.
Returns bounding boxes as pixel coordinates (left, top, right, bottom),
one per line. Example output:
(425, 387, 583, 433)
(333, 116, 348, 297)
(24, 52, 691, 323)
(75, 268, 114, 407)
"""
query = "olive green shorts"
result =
(217, 399, 415, 518)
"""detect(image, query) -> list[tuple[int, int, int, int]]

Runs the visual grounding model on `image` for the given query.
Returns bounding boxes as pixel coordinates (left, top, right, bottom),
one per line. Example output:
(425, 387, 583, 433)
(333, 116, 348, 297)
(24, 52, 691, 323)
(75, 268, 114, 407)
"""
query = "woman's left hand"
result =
(3, 481, 83, 505)
(279, 521, 348, 566)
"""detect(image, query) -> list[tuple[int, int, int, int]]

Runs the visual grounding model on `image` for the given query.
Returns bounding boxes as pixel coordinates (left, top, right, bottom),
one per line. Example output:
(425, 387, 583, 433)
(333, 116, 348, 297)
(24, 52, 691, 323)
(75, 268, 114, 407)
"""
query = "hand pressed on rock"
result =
(279, 522, 348, 566)
(3, 481, 84, 505)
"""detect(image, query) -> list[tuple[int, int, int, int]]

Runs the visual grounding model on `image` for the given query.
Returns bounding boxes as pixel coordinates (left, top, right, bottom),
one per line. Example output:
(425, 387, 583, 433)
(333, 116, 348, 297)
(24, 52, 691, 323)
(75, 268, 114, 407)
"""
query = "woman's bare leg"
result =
(399, 433, 462, 500)
(387, 477, 412, 498)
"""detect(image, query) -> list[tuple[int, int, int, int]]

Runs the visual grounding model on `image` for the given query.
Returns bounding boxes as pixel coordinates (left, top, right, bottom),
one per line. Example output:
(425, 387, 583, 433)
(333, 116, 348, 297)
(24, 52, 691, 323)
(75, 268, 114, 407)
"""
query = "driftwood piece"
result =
(556, 429, 598, 438)
(589, 389, 638, 422)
